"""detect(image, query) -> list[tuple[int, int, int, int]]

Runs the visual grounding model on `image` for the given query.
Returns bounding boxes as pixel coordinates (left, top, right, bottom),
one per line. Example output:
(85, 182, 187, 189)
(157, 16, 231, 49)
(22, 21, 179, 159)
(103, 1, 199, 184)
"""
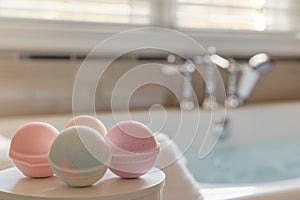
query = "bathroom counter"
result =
(0, 167, 165, 200)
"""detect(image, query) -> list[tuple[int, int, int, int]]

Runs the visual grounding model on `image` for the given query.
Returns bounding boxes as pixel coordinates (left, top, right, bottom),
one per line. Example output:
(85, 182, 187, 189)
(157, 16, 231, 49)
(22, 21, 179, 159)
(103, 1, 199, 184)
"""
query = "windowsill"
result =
(0, 18, 300, 57)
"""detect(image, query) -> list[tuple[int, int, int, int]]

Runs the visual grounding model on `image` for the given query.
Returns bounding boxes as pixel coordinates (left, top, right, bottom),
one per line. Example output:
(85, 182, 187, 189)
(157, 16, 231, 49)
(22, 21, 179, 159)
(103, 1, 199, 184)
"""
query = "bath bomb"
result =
(48, 126, 111, 187)
(65, 115, 107, 136)
(9, 122, 59, 178)
(107, 121, 160, 178)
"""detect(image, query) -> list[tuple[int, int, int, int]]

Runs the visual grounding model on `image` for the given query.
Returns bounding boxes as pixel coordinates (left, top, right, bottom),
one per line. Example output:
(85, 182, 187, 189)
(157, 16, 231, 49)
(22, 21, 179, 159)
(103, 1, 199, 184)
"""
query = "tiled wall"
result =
(0, 56, 299, 116)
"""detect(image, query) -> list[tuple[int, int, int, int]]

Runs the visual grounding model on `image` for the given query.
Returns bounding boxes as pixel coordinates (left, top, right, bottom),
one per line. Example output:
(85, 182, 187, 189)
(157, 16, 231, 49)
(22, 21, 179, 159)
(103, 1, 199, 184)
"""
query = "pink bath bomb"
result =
(107, 121, 159, 178)
(107, 121, 158, 153)
(9, 122, 59, 178)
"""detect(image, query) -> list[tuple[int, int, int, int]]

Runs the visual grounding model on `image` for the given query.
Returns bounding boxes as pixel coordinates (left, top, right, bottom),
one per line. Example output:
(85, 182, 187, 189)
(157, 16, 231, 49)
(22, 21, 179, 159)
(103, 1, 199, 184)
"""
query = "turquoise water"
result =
(184, 137, 300, 184)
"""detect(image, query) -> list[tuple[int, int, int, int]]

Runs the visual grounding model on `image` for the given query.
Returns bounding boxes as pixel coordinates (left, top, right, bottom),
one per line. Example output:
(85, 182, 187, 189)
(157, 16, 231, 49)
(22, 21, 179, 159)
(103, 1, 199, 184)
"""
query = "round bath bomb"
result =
(65, 115, 107, 136)
(9, 122, 59, 178)
(48, 126, 111, 187)
(107, 121, 160, 178)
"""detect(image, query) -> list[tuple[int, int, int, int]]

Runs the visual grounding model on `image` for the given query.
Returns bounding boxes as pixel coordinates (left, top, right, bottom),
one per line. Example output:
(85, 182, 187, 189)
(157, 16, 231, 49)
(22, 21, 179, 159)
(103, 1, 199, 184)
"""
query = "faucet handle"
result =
(180, 60, 195, 74)
(206, 46, 230, 69)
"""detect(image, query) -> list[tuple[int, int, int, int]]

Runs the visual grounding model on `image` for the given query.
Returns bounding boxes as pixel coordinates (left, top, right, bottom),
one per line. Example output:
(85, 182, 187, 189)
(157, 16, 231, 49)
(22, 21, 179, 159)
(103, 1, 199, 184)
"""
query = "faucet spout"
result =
(237, 53, 272, 103)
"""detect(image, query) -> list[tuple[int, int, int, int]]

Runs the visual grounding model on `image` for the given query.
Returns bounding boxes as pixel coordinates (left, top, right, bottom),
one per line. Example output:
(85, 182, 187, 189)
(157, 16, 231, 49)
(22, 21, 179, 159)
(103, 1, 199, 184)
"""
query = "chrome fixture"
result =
(180, 61, 196, 110)
(209, 52, 272, 108)
(164, 47, 230, 111)
(164, 54, 196, 111)
(195, 46, 226, 110)
(225, 58, 241, 108)
(201, 49, 240, 108)
(237, 53, 272, 104)
(163, 50, 272, 110)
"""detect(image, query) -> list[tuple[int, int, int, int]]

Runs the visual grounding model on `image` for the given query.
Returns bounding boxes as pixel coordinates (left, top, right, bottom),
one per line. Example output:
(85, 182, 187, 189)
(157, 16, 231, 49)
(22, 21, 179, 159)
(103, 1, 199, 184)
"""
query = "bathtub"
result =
(180, 101, 300, 200)
(1, 101, 300, 199)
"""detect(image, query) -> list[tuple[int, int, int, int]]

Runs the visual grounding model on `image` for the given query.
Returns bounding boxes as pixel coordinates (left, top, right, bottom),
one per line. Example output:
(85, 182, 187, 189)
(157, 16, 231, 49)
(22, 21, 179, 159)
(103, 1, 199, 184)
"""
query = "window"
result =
(0, 0, 299, 56)
(173, 0, 300, 32)
(0, 0, 151, 25)
(0, 0, 299, 32)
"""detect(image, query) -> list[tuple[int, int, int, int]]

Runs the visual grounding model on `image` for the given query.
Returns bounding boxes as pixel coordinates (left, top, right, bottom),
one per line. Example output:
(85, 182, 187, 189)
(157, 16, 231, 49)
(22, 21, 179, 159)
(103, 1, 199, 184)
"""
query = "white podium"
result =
(0, 167, 165, 200)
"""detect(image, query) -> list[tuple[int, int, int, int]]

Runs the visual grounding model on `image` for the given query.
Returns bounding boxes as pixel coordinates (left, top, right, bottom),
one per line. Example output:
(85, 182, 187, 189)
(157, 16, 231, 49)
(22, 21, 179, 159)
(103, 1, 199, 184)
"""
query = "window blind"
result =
(173, 0, 300, 32)
(0, 0, 151, 25)
(0, 0, 299, 32)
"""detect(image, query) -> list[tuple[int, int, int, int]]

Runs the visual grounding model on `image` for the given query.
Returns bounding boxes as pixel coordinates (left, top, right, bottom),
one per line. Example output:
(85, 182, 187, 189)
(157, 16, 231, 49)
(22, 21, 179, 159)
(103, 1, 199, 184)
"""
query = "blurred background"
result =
(0, 0, 299, 116)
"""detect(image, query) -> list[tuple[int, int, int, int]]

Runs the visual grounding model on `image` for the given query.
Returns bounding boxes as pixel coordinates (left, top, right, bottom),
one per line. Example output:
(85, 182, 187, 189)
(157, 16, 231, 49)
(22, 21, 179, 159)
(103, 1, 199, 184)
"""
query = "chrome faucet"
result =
(179, 60, 196, 110)
(237, 53, 272, 104)
(163, 50, 272, 111)
(164, 54, 196, 111)
(225, 58, 241, 108)
(209, 52, 272, 141)
(195, 47, 229, 110)
(208, 52, 272, 108)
